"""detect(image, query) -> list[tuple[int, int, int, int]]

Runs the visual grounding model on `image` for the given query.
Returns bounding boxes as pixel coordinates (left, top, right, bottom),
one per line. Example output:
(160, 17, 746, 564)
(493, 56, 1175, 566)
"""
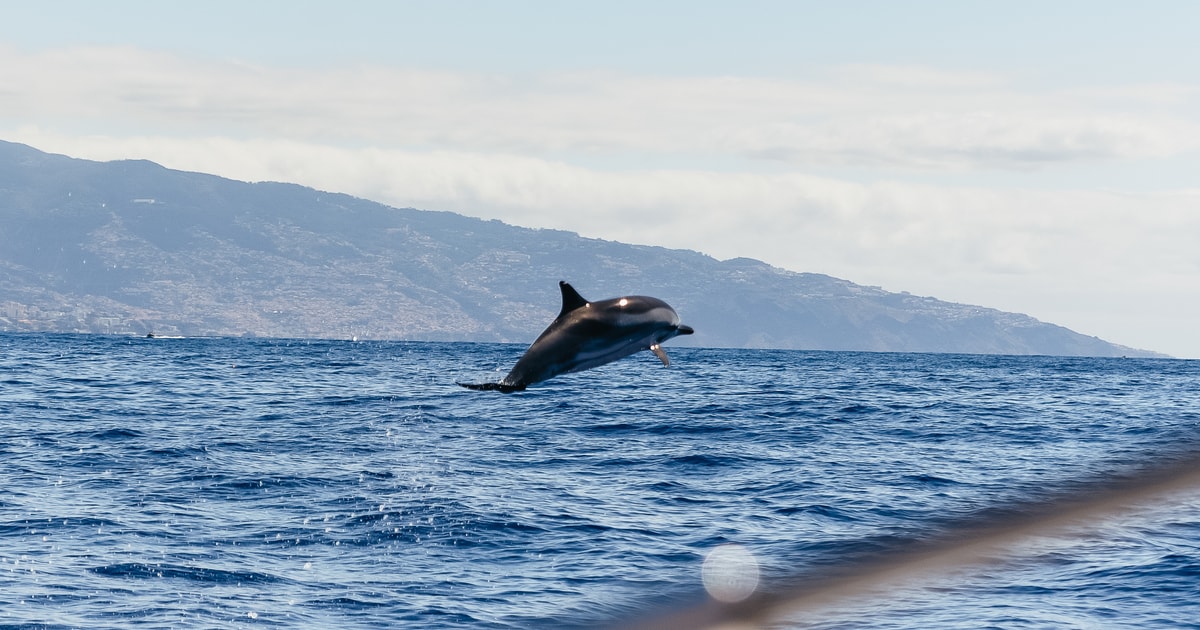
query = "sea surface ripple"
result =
(1, 334, 1198, 628)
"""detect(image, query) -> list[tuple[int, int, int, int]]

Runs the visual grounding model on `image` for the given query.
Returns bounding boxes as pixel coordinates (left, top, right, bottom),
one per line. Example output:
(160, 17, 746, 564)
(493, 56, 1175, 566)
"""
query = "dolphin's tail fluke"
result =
(457, 381, 527, 393)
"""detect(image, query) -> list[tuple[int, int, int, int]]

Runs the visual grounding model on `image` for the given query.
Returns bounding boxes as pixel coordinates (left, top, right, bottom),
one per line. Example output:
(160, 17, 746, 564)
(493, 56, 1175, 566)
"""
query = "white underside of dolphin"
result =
(459, 281, 694, 392)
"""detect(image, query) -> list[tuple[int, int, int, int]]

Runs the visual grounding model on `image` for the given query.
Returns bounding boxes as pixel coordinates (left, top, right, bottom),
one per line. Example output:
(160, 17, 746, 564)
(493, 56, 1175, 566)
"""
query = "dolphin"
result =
(459, 281, 694, 392)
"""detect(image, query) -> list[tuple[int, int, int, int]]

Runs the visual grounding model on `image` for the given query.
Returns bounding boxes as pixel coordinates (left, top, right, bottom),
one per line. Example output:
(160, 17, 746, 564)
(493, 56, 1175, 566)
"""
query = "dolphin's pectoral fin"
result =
(650, 344, 670, 367)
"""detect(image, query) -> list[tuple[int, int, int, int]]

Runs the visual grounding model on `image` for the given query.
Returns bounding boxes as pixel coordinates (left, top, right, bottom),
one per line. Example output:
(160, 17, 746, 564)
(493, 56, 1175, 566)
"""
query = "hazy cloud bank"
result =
(4, 45, 1197, 170)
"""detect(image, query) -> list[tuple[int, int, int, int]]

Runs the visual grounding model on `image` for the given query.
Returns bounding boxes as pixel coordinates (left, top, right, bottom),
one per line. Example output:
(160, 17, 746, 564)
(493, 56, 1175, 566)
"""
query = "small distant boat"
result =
(144, 332, 185, 339)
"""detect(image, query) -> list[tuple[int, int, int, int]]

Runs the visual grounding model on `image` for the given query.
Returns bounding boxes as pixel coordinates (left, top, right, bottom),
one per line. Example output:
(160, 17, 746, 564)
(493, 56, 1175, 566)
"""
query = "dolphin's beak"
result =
(676, 324, 694, 335)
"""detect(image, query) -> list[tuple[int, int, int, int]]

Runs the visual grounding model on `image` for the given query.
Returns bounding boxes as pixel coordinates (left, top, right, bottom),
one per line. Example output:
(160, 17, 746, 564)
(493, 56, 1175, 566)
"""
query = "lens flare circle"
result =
(701, 544, 760, 603)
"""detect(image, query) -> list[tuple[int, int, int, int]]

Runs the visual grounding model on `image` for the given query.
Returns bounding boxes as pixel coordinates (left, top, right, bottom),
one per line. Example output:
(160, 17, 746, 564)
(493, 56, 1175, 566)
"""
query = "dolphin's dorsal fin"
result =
(558, 281, 589, 316)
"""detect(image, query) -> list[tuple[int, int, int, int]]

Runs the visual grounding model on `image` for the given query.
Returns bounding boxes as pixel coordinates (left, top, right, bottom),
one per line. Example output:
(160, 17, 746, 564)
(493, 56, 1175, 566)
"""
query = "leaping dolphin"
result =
(459, 281, 694, 392)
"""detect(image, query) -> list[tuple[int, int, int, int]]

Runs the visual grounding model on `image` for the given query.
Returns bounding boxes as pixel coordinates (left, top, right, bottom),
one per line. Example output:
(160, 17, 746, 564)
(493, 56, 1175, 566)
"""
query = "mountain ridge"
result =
(0, 140, 1166, 357)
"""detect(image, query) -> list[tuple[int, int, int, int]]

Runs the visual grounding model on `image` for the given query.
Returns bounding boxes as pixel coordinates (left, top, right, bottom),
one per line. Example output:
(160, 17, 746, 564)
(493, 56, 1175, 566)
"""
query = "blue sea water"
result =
(2, 332, 1199, 629)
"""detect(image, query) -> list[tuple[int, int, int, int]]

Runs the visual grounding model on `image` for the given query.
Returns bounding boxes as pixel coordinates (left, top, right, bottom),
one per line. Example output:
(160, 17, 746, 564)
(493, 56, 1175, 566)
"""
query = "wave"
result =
(89, 562, 285, 585)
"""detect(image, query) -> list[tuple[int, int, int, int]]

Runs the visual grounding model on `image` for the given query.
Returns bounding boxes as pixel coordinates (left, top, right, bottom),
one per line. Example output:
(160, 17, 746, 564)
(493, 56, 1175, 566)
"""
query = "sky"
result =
(2, 1, 1198, 357)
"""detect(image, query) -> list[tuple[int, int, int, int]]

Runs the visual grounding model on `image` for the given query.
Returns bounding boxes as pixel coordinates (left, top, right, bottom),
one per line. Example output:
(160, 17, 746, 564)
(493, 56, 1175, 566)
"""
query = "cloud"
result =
(744, 111, 1191, 170)
(4, 45, 1198, 171)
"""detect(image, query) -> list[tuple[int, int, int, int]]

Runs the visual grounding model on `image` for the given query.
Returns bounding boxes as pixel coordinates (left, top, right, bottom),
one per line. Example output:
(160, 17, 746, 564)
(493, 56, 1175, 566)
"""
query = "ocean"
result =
(2, 333, 1198, 628)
